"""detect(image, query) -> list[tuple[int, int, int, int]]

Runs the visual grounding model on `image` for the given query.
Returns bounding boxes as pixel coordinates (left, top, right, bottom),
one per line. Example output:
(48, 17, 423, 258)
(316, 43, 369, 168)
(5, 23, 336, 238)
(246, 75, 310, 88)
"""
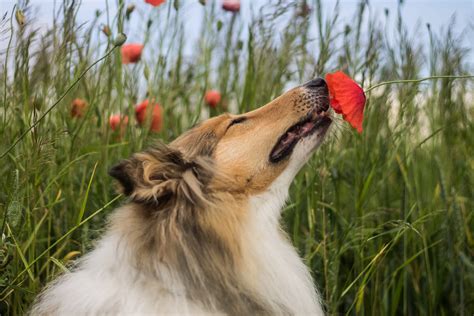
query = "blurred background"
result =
(0, 0, 473, 315)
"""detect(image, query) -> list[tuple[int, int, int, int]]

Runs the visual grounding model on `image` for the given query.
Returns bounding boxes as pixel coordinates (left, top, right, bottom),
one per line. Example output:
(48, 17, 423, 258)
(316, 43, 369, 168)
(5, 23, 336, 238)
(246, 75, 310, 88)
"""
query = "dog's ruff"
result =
(31, 80, 330, 315)
(31, 177, 322, 315)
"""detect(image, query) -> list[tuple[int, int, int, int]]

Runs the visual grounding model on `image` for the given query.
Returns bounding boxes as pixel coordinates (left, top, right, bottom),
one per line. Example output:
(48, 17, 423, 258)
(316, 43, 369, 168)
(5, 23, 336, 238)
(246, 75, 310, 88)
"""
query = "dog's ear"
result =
(108, 160, 139, 196)
(109, 144, 214, 207)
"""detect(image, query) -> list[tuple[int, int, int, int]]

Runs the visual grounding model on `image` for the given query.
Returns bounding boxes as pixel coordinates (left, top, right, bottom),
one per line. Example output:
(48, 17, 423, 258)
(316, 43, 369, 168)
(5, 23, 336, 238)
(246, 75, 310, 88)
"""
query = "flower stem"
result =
(365, 75, 474, 93)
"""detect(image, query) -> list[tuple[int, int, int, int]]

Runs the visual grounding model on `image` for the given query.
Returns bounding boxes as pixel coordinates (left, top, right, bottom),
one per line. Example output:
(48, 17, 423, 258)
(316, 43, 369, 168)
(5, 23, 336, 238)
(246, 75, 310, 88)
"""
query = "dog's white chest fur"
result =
(31, 167, 323, 316)
(241, 164, 323, 315)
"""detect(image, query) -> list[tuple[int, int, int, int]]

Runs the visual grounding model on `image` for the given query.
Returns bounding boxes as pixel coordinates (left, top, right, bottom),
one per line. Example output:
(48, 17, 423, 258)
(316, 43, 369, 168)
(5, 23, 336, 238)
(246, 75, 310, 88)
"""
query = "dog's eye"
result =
(227, 117, 246, 129)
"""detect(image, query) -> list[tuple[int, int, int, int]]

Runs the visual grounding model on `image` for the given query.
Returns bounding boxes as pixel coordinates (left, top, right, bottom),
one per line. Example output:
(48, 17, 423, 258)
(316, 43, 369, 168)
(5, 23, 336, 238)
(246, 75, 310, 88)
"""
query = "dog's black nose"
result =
(304, 78, 327, 89)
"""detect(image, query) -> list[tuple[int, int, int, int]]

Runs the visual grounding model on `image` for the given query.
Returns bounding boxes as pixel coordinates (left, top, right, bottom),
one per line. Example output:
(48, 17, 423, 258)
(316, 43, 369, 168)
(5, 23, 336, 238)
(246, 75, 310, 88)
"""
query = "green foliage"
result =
(0, 1, 473, 315)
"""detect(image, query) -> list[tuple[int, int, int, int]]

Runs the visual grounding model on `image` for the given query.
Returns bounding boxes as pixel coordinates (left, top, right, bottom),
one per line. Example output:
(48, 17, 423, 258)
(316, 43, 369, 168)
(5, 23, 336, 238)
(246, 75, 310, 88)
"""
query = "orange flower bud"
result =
(135, 99, 163, 132)
(204, 90, 221, 108)
(121, 44, 143, 64)
(222, 0, 240, 12)
(102, 25, 111, 37)
(109, 114, 129, 130)
(71, 98, 87, 118)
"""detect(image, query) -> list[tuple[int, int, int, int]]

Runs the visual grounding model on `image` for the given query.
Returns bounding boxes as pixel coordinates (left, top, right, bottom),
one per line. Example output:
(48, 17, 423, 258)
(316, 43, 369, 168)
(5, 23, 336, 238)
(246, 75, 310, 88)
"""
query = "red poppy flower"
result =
(222, 0, 240, 12)
(325, 71, 366, 133)
(204, 90, 222, 108)
(145, 0, 166, 7)
(71, 98, 87, 118)
(121, 44, 144, 64)
(135, 99, 163, 132)
(109, 114, 129, 132)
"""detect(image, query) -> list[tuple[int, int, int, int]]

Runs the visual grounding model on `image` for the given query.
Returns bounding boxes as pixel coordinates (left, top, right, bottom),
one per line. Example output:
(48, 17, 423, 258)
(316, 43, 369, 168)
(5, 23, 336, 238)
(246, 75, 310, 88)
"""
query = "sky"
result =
(1, 1, 473, 36)
(1, 0, 473, 61)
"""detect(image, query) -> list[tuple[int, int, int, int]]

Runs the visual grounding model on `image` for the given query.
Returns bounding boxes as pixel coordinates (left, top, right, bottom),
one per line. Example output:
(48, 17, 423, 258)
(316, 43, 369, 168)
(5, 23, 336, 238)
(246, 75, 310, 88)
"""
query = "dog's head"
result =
(109, 78, 331, 205)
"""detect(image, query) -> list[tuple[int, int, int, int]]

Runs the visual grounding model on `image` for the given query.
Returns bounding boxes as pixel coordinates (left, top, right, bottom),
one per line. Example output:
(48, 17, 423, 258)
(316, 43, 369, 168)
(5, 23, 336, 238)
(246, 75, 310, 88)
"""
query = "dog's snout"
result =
(304, 78, 327, 89)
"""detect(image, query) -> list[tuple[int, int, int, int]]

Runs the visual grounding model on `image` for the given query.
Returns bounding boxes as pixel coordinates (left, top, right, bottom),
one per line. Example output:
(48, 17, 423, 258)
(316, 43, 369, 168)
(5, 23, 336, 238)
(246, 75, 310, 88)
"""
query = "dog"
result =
(31, 78, 331, 315)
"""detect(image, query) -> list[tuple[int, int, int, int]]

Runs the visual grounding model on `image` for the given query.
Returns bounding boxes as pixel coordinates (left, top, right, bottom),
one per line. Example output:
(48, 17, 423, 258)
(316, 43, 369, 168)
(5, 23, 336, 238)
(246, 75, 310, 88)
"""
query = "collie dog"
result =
(31, 78, 331, 315)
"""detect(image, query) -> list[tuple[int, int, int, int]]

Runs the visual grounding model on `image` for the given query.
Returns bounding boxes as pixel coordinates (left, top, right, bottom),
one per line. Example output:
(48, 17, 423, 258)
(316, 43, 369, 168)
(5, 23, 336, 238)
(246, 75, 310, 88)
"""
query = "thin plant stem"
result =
(365, 75, 474, 93)
(2, 5, 16, 127)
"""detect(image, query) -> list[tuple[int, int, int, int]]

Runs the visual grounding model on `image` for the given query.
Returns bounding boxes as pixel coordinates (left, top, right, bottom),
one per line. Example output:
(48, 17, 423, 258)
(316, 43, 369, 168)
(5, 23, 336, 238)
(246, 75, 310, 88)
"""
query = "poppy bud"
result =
(217, 20, 223, 31)
(143, 65, 150, 81)
(147, 19, 153, 29)
(126, 4, 136, 17)
(297, 3, 311, 18)
(15, 9, 25, 27)
(102, 25, 111, 37)
(113, 33, 127, 47)
(71, 98, 88, 118)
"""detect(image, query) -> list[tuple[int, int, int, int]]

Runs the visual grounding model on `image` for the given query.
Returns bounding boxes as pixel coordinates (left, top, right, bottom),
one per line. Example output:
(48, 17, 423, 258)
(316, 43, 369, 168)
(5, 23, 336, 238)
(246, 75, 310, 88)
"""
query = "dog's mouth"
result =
(269, 110, 331, 164)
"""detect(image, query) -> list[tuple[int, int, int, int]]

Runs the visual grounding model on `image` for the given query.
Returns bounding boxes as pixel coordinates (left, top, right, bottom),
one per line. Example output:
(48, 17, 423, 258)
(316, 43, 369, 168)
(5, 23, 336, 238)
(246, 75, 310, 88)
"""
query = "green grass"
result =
(1, 1, 473, 315)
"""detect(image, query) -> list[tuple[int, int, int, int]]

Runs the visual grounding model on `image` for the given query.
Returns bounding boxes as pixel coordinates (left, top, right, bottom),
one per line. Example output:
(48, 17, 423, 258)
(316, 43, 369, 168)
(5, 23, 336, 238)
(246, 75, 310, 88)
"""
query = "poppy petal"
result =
(204, 90, 222, 108)
(121, 44, 144, 64)
(145, 0, 166, 7)
(135, 99, 163, 132)
(222, 0, 240, 12)
(325, 71, 366, 133)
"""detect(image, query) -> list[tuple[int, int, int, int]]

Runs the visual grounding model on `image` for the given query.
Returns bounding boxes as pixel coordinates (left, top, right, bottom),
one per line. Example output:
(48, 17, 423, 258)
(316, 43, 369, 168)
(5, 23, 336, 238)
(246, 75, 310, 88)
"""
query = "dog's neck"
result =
(237, 166, 323, 315)
(248, 164, 294, 224)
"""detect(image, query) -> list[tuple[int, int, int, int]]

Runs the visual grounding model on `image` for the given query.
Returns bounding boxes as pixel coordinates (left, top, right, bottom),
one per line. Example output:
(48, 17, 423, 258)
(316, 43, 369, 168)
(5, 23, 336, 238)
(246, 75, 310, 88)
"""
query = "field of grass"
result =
(1, 0, 473, 315)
